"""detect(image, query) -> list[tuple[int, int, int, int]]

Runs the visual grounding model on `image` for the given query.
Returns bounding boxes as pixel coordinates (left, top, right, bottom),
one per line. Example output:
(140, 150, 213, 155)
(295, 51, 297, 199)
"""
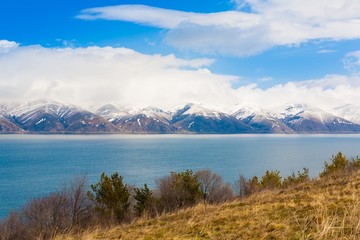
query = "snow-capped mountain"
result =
(273, 104, 360, 133)
(96, 105, 174, 133)
(8, 99, 76, 117)
(95, 104, 139, 121)
(1, 100, 360, 134)
(7, 100, 118, 133)
(8, 99, 77, 132)
(0, 102, 24, 133)
(331, 104, 360, 125)
(171, 103, 252, 133)
(231, 106, 294, 133)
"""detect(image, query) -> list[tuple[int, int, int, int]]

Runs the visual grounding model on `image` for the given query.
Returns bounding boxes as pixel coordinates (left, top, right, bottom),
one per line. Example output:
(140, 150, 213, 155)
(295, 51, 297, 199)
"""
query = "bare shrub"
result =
(235, 175, 260, 197)
(66, 176, 94, 229)
(0, 176, 94, 240)
(155, 174, 176, 212)
(0, 212, 26, 240)
(125, 184, 138, 221)
(195, 169, 234, 203)
(22, 192, 70, 239)
(211, 183, 235, 203)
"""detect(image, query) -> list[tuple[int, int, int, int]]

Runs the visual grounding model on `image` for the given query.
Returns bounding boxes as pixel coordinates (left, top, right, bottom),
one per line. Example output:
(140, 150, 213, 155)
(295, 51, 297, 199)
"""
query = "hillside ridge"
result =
(59, 171, 360, 239)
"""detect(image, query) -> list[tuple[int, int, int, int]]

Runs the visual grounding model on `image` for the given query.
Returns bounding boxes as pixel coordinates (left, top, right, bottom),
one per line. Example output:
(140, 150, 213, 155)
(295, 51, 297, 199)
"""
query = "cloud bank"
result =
(0, 42, 237, 109)
(1, 41, 360, 111)
(78, 1, 360, 56)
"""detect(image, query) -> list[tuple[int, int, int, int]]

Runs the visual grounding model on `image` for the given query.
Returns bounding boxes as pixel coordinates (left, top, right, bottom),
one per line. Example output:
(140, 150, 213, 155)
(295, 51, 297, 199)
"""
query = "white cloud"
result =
(259, 77, 273, 82)
(77, 5, 193, 29)
(0, 43, 237, 109)
(77, 5, 259, 29)
(1, 41, 360, 111)
(233, 77, 360, 111)
(0, 40, 19, 53)
(318, 49, 337, 54)
(78, 1, 360, 56)
(343, 51, 360, 75)
(294, 74, 360, 88)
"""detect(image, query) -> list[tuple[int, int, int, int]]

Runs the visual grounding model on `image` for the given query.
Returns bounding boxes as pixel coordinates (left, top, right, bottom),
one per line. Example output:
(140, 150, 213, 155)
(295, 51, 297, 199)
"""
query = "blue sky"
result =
(1, 0, 360, 110)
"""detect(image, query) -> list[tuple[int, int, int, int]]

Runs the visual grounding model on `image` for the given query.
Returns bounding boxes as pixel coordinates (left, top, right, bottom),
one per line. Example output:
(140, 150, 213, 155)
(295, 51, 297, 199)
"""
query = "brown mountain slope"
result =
(0, 117, 23, 133)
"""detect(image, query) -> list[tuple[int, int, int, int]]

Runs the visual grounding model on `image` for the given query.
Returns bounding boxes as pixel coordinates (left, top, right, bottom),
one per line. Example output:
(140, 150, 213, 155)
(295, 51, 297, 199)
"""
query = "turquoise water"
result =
(1, 134, 360, 219)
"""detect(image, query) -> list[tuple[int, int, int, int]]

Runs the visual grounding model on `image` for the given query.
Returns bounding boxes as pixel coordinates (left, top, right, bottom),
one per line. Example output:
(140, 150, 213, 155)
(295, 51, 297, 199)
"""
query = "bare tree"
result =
(195, 169, 234, 203)
(66, 176, 93, 228)
(211, 183, 235, 203)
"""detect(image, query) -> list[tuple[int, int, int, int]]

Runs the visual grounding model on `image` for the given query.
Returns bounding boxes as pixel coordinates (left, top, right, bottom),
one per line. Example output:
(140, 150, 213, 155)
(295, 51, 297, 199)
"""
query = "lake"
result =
(1, 134, 360, 219)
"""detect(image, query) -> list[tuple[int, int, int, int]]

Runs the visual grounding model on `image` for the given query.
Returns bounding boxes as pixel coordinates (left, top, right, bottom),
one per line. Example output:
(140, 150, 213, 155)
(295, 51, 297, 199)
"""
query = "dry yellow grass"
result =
(58, 171, 360, 240)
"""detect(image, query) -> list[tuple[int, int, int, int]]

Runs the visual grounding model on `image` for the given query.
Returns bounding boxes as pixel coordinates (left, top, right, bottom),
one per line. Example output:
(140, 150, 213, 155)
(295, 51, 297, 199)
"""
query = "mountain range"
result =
(1, 99, 360, 134)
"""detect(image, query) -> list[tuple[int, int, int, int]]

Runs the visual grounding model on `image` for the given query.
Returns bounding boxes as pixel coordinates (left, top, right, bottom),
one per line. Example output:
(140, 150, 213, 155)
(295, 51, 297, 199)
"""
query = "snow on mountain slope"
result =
(7, 100, 118, 133)
(177, 103, 225, 118)
(96, 104, 174, 133)
(171, 103, 252, 133)
(272, 104, 360, 133)
(1, 99, 360, 134)
(0, 102, 23, 132)
(8, 99, 80, 119)
(0, 103, 7, 116)
(63, 111, 119, 133)
(142, 106, 172, 121)
(231, 106, 293, 133)
(95, 104, 139, 121)
(331, 104, 360, 125)
(7, 100, 79, 132)
(96, 104, 171, 122)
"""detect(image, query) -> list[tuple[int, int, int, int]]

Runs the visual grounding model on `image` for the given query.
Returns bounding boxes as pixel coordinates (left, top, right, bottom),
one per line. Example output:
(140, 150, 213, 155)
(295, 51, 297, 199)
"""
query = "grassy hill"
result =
(58, 170, 360, 240)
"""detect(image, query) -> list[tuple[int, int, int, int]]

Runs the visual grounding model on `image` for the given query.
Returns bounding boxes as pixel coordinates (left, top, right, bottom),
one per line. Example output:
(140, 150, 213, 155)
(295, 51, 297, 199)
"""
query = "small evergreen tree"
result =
(260, 170, 282, 189)
(320, 152, 348, 177)
(134, 184, 153, 217)
(172, 170, 202, 208)
(250, 176, 260, 190)
(87, 172, 130, 223)
(283, 168, 310, 187)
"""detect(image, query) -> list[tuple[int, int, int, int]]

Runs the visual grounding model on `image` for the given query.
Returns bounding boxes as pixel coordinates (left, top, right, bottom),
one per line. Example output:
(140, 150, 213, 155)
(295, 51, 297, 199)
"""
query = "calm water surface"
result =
(1, 134, 360, 219)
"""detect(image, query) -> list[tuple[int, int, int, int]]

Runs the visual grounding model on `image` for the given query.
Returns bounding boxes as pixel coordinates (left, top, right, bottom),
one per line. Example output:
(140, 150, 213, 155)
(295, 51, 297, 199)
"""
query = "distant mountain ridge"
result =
(1, 100, 360, 134)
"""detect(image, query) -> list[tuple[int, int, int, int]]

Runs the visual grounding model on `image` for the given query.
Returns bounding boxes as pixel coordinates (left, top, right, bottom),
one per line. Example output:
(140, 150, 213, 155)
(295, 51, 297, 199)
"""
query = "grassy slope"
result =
(60, 171, 360, 240)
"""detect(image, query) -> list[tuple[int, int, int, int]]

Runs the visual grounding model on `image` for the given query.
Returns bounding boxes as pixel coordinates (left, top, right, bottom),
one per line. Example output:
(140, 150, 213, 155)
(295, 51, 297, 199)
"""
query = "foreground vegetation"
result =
(1, 152, 360, 239)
